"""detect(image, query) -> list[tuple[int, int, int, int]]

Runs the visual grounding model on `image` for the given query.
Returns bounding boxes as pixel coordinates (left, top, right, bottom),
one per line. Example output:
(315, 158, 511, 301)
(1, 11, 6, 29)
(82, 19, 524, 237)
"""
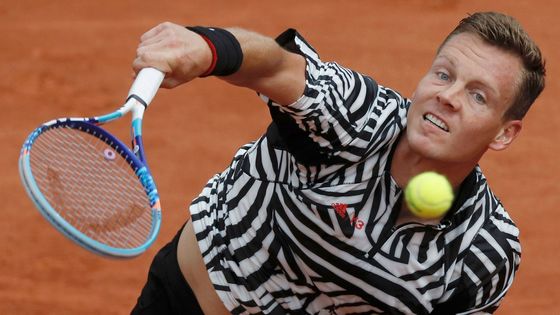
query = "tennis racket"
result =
(18, 67, 165, 258)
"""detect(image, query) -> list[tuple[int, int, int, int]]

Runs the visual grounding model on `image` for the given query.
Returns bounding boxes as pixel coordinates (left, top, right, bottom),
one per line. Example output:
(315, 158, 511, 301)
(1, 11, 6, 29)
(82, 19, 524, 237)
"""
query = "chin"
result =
(407, 130, 482, 165)
(406, 128, 447, 161)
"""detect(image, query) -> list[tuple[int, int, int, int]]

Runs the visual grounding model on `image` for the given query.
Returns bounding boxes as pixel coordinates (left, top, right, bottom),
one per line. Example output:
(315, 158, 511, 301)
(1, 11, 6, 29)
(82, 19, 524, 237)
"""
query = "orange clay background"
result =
(1, 1, 559, 314)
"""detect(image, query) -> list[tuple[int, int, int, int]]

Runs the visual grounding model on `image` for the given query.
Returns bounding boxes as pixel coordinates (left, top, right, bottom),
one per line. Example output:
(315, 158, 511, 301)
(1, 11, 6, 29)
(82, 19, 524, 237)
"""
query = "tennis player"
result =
(131, 11, 545, 314)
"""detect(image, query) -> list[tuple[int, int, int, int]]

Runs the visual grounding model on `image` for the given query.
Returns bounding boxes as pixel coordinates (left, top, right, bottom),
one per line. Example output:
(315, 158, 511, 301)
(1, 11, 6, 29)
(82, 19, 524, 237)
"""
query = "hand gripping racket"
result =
(18, 68, 165, 258)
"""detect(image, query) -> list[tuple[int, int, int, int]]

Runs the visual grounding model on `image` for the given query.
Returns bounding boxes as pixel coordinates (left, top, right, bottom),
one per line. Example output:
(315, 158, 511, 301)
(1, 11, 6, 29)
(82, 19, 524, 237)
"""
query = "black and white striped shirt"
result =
(189, 29, 521, 315)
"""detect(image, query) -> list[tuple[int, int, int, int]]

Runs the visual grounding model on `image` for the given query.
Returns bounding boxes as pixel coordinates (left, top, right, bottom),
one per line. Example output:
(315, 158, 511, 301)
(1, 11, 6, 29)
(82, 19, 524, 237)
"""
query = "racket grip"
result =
(128, 68, 165, 107)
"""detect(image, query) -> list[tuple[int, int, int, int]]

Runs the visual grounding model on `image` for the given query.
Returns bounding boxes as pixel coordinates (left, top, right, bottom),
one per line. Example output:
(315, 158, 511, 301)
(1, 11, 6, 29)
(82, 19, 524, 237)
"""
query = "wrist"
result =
(186, 26, 243, 77)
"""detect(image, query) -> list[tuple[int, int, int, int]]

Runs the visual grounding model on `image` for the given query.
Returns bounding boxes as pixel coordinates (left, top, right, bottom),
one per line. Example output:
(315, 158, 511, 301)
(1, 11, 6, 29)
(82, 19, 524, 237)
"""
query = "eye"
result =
(472, 91, 486, 104)
(436, 71, 450, 81)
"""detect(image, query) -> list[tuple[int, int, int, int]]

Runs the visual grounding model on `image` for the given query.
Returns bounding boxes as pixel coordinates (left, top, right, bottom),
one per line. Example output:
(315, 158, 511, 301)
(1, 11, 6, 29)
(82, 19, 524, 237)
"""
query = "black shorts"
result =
(131, 223, 205, 315)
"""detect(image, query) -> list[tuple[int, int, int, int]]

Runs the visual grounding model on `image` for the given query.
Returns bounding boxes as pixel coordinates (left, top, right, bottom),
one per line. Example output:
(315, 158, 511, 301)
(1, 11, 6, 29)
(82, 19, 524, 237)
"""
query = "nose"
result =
(436, 84, 461, 111)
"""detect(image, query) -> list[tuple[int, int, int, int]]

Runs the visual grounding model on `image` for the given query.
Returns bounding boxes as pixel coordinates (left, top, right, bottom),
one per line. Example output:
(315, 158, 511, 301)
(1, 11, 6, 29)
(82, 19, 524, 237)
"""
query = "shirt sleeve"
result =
(260, 29, 408, 165)
(432, 207, 522, 314)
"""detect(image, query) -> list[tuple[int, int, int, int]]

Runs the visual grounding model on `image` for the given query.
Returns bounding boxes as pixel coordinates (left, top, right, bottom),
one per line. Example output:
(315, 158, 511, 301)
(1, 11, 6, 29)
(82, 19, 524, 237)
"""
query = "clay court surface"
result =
(1, 0, 559, 314)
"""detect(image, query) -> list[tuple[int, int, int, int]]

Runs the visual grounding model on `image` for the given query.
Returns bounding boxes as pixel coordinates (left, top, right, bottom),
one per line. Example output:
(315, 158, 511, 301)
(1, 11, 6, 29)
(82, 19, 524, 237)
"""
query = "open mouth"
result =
(423, 113, 449, 132)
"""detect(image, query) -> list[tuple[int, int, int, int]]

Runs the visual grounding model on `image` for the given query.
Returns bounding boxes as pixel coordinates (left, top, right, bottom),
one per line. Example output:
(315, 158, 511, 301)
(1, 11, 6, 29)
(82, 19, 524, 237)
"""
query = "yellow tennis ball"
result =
(405, 171, 454, 219)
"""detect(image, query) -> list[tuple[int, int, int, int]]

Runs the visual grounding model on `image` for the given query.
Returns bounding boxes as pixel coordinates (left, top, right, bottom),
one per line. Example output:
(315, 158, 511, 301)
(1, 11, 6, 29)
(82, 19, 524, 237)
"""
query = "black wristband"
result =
(186, 26, 243, 77)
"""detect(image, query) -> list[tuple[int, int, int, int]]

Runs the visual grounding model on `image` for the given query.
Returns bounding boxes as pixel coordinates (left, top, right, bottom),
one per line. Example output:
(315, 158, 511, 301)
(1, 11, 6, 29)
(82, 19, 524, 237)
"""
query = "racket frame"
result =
(18, 68, 164, 258)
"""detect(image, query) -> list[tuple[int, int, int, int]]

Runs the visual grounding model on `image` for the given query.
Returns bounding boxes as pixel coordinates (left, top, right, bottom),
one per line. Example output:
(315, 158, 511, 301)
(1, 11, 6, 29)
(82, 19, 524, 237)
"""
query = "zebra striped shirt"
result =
(189, 29, 521, 315)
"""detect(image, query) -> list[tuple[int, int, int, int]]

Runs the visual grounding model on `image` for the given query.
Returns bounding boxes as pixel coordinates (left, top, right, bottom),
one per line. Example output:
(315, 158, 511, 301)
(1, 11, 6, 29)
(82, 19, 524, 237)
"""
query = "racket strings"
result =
(29, 125, 153, 249)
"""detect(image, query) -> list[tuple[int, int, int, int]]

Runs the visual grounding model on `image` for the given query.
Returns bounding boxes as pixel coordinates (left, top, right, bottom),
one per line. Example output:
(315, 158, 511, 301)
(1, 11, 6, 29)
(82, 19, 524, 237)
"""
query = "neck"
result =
(390, 134, 479, 190)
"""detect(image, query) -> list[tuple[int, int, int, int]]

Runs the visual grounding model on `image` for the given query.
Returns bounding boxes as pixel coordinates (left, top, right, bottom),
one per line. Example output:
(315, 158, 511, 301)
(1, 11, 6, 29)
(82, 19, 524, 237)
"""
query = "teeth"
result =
(424, 114, 449, 131)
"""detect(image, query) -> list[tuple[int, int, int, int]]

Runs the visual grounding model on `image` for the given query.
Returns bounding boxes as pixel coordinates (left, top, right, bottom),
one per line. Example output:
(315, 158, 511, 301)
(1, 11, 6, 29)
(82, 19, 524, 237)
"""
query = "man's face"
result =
(407, 32, 523, 164)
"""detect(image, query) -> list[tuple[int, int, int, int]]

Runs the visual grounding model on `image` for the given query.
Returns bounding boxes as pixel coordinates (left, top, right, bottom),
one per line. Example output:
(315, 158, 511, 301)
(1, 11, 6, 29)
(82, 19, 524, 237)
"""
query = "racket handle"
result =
(128, 68, 165, 107)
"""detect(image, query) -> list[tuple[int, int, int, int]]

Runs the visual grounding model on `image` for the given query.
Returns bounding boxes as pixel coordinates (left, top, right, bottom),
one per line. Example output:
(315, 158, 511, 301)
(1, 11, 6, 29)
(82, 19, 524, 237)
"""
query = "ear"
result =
(489, 120, 522, 151)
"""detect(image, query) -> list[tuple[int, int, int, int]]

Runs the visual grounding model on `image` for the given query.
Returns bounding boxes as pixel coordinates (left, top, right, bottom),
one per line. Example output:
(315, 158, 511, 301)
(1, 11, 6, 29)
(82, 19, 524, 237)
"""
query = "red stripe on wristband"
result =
(198, 34, 218, 77)
(186, 26, 243, 76)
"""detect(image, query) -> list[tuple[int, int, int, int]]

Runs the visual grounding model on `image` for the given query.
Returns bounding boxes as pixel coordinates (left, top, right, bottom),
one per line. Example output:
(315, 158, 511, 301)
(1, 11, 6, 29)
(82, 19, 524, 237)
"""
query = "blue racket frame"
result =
(19, 118, 162, 258)
(18, 67, 164, 259)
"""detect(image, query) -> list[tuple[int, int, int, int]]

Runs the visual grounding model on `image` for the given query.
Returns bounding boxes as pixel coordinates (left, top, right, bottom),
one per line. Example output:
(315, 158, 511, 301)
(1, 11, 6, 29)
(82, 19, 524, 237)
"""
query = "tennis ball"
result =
(404, 171, 454, 219)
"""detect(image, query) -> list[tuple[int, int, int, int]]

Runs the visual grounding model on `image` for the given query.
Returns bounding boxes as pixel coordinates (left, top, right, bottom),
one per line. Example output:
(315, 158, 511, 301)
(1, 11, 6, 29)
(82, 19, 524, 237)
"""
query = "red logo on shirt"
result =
(332, 203, 348, 218)
(331, 203, 364, 230)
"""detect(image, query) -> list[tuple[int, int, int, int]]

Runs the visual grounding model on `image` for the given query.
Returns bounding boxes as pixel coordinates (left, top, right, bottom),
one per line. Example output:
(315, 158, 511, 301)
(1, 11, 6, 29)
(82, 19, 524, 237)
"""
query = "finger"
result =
(132, 55, 162, 75)
(136, 35, 169, 57)
(140, 24, 163, 42)
(138, 29, 169, 49)
(161, 78, 180, 89)
(139, 22, 167, 43)
(134, 48, 171, 76)
(140, 21, 177, 42)
(138, 36, 162, 49)
(132, 50, 173, 74)
(131, 57, 146, 76)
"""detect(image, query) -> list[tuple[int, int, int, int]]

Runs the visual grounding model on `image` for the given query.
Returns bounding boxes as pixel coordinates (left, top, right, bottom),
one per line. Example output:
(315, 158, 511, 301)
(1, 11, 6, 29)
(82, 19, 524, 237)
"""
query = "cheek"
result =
(411, 80, 438, 105)
(455, 120, 502, 150)
(461, 109, 502, 133)
(411, 84, 426, 102)
(411, 75, 431, 98)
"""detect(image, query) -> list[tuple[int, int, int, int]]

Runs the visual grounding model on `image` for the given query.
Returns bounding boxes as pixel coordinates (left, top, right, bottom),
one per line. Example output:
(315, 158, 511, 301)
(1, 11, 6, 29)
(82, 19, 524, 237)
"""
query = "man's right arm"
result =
(132, 22, 306, 106)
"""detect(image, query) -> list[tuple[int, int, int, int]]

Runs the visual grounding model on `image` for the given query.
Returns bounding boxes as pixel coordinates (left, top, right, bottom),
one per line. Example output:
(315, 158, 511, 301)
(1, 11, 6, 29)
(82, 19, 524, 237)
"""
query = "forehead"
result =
(436, 33, 523, 103)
